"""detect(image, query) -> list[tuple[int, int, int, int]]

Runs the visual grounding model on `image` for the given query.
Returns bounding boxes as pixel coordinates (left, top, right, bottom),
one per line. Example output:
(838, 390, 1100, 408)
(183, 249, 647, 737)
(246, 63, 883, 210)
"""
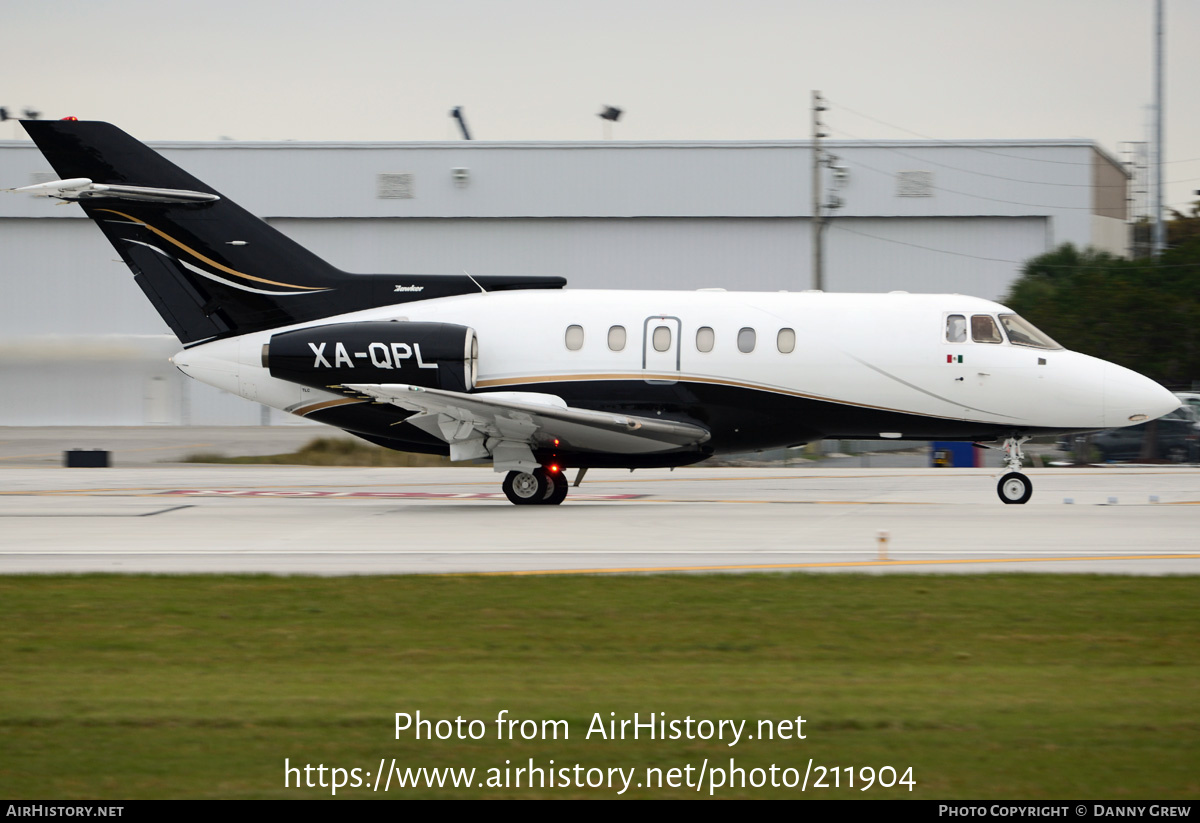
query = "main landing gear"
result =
(996, 435, 1032, 505)
(502, 467, 569, 506)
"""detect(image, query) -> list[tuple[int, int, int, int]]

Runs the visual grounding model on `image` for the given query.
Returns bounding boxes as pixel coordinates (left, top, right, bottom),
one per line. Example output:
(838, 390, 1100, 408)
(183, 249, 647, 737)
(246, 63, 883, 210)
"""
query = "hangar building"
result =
(0, 136, 1128, 425)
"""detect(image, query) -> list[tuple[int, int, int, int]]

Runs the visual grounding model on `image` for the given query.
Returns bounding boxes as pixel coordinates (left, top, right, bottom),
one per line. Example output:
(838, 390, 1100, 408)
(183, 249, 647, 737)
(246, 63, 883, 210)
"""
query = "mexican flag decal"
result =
(947, 354, 963, 363)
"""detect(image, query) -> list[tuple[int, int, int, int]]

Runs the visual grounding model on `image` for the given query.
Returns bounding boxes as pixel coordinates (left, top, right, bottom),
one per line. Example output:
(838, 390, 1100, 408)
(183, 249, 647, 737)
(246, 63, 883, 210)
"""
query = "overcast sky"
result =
(5, 0, 1198, 210)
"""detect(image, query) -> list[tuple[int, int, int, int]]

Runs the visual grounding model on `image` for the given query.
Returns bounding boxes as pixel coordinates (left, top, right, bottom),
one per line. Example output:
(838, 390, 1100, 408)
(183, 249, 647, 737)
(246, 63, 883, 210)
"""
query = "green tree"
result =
(1167, 198, 1200, 247)
(1003, 241, 1200, 386)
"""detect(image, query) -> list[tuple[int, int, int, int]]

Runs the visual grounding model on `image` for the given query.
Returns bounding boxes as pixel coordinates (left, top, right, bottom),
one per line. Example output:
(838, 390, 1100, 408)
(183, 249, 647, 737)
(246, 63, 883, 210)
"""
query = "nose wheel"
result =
(997, 472, 1032, 504)
(503, 468, 569, 505)
(996, 435, 1032, 504)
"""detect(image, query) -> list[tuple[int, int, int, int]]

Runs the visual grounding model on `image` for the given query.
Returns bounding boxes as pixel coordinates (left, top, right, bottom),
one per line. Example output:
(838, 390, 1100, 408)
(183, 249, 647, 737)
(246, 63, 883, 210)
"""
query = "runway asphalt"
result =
(2, 463, 1197, 576)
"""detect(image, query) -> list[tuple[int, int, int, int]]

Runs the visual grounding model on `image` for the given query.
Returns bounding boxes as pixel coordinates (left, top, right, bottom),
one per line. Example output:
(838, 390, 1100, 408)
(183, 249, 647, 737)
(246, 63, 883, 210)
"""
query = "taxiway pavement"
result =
(2, 466, 1197, 576)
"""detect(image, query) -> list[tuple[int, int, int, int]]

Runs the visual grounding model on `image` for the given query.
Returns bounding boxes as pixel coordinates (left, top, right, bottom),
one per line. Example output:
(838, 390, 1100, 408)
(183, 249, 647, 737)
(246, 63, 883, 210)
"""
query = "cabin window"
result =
(696, 326, 715, 353)
(737, 327, 756, 353)
(607, 325, 626, 351)
(652, 325, 672, 352)
(999, 314, 1061, 350)
(946, 314, 967, 343)
(565, 324, 584, 351)
(970, 315, 1002, 344)
(777, 328, 796, 353)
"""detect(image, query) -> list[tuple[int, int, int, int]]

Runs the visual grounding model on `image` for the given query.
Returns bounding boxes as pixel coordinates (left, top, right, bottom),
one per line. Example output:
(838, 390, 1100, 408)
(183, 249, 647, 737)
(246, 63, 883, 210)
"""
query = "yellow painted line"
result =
(129, 495, 905, 505)
(584, 473, 930, 485)
(615, 498, 928, 505)
(449, 553, 1200, 577)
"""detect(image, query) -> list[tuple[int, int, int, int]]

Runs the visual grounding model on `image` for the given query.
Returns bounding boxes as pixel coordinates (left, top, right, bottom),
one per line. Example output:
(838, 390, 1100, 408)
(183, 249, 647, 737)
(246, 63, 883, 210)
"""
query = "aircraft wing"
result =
(345, 383, 710, 472)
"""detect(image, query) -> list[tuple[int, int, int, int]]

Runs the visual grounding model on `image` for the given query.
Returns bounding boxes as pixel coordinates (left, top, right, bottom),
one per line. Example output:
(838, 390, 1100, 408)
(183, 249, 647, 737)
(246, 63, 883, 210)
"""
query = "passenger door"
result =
(642, 316, 681, 384)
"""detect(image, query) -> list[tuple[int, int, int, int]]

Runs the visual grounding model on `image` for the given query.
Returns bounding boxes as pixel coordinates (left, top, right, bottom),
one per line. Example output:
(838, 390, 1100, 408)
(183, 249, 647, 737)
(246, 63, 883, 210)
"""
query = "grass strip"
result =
(182, 436, 456, 467)
(1, 574, 1197, 798)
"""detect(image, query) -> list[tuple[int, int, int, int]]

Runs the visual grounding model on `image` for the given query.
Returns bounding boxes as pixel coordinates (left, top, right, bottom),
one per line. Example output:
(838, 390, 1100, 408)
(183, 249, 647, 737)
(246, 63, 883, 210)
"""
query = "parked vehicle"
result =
(1059, 400, 1200, 463)
(1174, 392, 1200, 414)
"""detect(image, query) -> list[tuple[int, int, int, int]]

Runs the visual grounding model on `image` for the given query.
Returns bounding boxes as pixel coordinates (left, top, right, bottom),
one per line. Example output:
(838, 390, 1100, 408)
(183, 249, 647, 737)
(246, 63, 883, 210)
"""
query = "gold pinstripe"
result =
(96, 208, 326, 291)
(291, 398, 367, 416)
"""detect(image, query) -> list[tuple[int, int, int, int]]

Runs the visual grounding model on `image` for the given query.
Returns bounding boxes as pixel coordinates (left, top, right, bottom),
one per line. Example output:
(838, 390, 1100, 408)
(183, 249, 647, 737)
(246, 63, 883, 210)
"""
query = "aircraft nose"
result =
(1104, 363, 1179, 427)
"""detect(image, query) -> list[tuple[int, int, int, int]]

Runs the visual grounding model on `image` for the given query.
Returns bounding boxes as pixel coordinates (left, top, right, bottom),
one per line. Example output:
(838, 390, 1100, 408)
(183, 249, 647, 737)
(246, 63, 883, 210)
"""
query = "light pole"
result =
(810, 92, 845, 290)
(811, 91, 827, 291)
(1152, 0, 1166, 256)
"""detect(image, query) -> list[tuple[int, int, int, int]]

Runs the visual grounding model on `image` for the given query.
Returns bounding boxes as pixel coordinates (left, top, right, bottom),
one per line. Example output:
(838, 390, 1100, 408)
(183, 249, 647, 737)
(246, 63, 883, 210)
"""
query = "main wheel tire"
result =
(543, 470, 569, 505)
(503, 470, 547, 505)
(997, 472, 1032, 505)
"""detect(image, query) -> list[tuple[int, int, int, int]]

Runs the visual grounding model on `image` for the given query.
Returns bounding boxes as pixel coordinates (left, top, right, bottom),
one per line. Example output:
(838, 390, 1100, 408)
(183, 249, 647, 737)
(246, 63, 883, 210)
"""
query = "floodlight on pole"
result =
(598, 105, 622, 139)
(449, 106, 472, 141)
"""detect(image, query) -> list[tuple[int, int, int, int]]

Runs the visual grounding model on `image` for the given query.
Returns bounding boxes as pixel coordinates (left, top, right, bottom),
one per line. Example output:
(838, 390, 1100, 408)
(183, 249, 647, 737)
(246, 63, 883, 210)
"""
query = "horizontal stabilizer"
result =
(8, 178, 219, 204)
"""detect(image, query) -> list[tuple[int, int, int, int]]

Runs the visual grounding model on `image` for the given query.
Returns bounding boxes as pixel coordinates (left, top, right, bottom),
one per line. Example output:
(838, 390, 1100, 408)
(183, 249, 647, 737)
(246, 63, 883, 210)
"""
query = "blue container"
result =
(930, 441, 978, 468)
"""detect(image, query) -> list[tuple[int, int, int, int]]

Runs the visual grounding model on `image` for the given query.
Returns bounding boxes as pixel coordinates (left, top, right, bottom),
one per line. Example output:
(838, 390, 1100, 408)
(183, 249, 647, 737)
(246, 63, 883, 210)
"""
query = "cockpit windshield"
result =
(998, 314, 1061, 350)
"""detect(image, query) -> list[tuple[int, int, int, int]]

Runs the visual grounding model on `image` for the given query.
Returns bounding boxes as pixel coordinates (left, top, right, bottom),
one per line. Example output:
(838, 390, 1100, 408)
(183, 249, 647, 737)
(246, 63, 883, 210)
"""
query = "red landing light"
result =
(60, 116, 79, 121)
(548, 464, 560, 474)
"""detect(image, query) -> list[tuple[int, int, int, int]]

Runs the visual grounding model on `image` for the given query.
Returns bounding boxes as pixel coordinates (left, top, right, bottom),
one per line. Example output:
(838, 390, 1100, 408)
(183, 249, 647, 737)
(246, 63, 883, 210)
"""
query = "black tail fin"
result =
(23, 120, 564, 345)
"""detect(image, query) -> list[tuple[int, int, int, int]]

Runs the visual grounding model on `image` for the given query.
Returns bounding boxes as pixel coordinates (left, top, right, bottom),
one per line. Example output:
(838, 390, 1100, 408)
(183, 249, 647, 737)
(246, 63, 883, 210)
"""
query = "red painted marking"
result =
(155, 489, 644, 500)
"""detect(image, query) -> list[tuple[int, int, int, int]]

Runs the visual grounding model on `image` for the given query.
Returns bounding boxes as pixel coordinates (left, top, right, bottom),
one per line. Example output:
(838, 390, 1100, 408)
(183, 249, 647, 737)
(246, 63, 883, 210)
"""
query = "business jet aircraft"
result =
(11, 121, 1179, 505)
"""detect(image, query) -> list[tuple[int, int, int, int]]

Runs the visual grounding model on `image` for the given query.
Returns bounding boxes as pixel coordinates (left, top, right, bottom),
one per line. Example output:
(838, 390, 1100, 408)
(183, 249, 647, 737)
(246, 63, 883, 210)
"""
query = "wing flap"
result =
(346, 383, 710, 470)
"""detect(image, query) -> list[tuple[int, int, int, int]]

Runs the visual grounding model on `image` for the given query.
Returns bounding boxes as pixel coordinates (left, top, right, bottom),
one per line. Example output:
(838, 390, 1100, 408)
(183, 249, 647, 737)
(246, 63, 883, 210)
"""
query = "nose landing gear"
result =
(996, 435, 1032, 504)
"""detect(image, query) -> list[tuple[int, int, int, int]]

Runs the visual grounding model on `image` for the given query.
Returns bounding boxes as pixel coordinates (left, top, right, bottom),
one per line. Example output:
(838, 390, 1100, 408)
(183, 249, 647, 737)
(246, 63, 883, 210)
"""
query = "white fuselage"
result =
(172, 289, 1178, 444)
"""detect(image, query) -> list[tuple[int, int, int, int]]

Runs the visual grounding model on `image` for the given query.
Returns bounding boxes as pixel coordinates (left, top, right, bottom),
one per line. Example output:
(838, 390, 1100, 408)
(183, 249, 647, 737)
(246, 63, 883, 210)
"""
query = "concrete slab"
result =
(1, 465, 1197, 576)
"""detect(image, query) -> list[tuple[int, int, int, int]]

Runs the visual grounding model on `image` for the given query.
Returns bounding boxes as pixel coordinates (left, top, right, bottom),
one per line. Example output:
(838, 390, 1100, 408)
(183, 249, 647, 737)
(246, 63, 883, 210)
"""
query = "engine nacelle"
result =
(264, 321, 477, 393)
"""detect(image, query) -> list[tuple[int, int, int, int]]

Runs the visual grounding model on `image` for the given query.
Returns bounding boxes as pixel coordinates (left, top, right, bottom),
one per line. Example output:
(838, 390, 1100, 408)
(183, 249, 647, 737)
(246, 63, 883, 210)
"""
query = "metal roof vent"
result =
(896, 171, 933, 197)
(377, 173, 415, 199)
